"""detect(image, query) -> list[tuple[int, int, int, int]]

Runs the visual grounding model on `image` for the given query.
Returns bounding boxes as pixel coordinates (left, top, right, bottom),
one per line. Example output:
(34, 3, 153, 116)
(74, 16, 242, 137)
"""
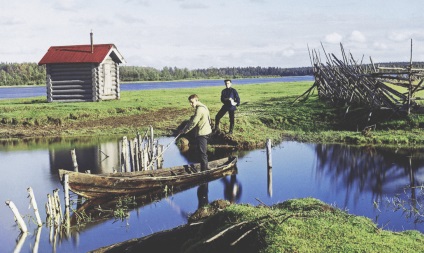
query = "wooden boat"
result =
(58, 156, 237, 199)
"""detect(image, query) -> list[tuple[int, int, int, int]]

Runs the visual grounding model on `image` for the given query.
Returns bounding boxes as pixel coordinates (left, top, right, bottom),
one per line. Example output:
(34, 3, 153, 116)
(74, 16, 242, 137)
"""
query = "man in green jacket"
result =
(180, 94, 212, 171)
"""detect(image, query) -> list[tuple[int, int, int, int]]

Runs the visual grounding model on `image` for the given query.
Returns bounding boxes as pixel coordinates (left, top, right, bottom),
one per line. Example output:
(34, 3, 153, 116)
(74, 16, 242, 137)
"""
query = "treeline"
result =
(119, 66, 313, 81)
(1, 62, 423, 86)
(0, 62, 46, 86)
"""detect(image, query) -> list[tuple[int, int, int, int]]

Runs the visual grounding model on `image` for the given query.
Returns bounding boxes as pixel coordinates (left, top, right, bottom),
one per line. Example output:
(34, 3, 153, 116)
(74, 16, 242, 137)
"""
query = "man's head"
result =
(188, 94, 199, 108)
(224, 79, 232, 88)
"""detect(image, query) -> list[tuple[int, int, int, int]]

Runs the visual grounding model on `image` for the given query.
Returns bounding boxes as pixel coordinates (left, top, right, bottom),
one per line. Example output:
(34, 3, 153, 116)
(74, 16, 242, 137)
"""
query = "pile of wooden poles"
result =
(300, 40, 424, 116)
(120, 126, 165, 172)
(5, 187, 71, 252)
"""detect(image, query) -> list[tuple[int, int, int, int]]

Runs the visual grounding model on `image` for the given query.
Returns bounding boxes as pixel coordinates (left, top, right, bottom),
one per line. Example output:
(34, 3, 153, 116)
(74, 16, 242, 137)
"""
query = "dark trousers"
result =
(196, 135, 209, 171)
(215, 107, 235, 131)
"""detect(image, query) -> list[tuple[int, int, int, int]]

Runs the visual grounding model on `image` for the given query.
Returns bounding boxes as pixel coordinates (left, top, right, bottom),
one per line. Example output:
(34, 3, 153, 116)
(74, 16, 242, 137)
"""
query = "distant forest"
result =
(0, 62, 423, 86)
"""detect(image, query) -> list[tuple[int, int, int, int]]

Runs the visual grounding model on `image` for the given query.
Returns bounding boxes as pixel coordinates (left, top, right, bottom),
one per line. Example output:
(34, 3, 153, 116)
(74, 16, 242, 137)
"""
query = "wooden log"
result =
(27, 187, 43, 226)
(47, 74, 53, 102)
(5, 200, 28, 233)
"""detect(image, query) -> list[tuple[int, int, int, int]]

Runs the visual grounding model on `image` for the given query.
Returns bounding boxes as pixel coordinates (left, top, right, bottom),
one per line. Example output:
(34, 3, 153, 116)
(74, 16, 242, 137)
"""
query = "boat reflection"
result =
(68, 169, 239, 233)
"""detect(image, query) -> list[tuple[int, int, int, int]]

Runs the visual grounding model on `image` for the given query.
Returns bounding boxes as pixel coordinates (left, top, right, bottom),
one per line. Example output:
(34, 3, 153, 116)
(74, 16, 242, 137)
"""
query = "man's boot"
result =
(214, 121, 220, 132)
(228, 124, 234, 134)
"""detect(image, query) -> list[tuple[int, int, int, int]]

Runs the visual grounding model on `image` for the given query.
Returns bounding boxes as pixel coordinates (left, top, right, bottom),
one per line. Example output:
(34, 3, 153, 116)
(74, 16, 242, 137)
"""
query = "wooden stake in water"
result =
(5, 200, 28, 233)
(71, 149, 78, 172)
(266, 139, 272, 168)
(53, 189, 63, 221)
(64, 174, 70, 209)
(27, 187, 43, 226)
(266, 139, 273, 197)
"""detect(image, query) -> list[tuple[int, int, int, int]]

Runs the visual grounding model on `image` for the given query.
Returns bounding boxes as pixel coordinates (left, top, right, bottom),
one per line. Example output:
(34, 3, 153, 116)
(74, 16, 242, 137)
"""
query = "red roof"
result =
(38, 44, 125, 65)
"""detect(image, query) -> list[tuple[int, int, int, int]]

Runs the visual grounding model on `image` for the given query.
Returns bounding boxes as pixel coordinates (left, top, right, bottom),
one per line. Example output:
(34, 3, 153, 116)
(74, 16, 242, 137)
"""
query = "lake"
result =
(1, 136, 423, 252)
(0, 76, 313, 100)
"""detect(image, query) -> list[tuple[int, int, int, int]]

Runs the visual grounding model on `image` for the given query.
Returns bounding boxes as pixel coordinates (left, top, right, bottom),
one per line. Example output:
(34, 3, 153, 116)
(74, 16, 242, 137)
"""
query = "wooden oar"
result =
(147, 133, 182, 169)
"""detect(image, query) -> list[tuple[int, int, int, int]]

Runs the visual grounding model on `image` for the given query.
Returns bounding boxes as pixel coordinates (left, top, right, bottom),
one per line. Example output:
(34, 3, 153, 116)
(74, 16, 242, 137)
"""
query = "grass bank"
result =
(93, 198, 424, 253)
(1, 81, 424, 147)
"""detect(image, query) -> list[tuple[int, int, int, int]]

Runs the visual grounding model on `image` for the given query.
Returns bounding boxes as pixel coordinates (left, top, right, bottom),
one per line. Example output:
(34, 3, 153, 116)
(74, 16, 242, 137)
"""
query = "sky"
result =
(1, 0, 423, 69)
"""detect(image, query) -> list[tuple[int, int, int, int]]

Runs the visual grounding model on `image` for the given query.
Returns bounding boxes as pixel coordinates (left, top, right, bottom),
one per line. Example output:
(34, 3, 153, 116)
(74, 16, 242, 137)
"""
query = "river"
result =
(0, 136, 423, 252)
(0, 76, 313, 100)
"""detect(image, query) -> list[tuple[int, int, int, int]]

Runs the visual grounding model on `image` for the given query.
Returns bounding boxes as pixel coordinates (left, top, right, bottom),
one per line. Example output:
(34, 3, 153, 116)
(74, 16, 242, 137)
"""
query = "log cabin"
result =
(38, 35, 126, 102)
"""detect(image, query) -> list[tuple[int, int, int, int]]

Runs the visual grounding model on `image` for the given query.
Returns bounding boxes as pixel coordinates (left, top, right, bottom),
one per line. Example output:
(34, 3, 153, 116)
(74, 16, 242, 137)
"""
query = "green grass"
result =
(2, 81, 424, 147)
(183, 198, 424, 253)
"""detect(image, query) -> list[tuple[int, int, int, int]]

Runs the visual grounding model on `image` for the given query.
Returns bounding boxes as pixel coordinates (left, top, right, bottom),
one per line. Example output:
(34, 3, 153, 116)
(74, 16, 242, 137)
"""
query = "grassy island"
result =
(92, 198, 424, 253)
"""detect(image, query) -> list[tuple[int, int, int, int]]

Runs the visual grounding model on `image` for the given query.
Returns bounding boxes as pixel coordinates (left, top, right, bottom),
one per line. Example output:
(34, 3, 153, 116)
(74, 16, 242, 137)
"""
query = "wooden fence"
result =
(298, 40, 424, 117)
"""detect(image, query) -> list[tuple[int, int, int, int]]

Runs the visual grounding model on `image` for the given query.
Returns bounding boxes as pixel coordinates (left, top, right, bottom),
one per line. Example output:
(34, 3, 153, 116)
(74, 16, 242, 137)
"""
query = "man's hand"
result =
(229, 98, 237, 106)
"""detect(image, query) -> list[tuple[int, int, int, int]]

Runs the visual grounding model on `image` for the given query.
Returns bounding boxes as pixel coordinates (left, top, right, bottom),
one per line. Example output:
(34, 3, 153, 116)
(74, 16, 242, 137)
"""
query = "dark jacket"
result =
(220, 87, 240, 111)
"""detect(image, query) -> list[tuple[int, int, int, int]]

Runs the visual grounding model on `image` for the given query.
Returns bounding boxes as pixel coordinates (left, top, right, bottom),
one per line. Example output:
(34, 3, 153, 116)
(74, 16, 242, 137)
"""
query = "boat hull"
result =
(59, 156, 237, 199)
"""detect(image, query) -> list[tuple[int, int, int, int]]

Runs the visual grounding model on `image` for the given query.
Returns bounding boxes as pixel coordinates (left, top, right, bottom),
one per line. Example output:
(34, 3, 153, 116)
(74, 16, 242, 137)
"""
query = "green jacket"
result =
(184, 102, 212, 136)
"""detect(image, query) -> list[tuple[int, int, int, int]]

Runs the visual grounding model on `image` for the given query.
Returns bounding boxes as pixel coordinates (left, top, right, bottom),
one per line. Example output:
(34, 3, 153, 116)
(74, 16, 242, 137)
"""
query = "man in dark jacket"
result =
(214, 79, 240, 134)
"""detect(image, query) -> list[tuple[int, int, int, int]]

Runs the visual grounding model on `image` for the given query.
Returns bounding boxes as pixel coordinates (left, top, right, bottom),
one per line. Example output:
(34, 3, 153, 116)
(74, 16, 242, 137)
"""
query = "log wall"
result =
(46, 56, 121, 102)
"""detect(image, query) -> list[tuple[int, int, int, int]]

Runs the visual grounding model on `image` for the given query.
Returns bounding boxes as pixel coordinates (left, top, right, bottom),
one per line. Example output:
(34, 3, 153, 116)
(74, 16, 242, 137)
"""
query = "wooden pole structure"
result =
(64, 174, 70, 209)
(147, 134, 181, 170)
(27, 187, 43, 227)
(5, 200, 28, 233)
(133, 138, 140, 171)
(71, 149, 78, 172)
(408, 39, 413, 115)
(143, 149, 148, 170)
(150, 125, 154, 157)
(53, 189, 63, 222)
(129, 138, 135, 172)
(45, 195, 52, 218)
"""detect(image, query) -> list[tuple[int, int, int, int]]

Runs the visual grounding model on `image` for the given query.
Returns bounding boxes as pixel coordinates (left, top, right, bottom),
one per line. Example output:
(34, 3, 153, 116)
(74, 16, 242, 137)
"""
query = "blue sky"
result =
(1, 0, 423, 69)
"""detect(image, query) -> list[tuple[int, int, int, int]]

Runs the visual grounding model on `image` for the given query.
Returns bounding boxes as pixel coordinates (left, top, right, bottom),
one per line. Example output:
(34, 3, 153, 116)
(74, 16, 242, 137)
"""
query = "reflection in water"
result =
(5, 138, 424, 252)
(49, 141, 120, 173)
(221, 175, 242, 203)
(315, 144, 424, 223)
(197, 183, 209, 208)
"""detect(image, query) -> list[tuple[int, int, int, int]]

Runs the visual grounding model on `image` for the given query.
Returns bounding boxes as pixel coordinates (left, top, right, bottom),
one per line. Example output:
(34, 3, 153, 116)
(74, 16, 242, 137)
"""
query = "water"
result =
(0, 76, 313, 100)
(0, 137, 423, 252)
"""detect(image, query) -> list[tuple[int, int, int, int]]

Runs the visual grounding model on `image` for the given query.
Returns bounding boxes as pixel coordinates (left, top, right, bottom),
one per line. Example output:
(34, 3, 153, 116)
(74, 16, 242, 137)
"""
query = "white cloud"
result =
(324, 33, 343, 44)
(373, 41, 388, 50)
(349, 30, 366, 43)
(282, 49, 295, 57)
(0, 0, 423, 68)
(388, 31, 411, 42)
